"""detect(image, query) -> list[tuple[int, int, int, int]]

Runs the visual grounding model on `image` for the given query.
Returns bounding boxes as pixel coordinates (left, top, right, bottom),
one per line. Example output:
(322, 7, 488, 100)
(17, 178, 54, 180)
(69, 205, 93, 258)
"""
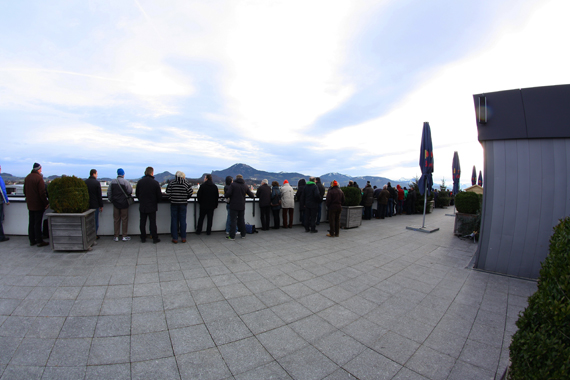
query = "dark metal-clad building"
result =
(473, 84, 570, 279)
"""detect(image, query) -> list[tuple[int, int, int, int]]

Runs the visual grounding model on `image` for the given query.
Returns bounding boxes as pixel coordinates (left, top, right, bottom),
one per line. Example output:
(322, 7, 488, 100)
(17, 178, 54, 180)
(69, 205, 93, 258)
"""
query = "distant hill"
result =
(211, 163, 307, 185)
(1, 165, 414, 188)
(0, 173, 24, 183)
(206, 163, 410, 188)
(153, 171, 175, 184)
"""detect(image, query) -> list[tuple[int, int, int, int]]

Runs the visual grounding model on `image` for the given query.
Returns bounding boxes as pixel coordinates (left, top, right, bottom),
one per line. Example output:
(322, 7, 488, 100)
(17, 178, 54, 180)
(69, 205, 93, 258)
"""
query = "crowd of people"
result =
(1, 163, 421, 246)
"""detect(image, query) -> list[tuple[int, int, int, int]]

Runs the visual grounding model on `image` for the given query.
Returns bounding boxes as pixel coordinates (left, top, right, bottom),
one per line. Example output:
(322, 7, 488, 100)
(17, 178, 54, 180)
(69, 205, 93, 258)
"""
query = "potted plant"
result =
(453, 191, 481, 237)
(46, 176, 97, 251)
(340, 186, 363, 228)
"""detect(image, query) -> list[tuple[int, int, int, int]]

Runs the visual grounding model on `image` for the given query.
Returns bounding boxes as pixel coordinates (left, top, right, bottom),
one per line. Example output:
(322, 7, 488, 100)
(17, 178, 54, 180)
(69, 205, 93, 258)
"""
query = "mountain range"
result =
(1, 164, 414, 188)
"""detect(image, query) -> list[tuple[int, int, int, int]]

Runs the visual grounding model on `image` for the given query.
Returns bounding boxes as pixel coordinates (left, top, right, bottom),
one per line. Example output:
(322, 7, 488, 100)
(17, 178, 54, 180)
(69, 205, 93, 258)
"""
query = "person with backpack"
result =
(107, 168, 132, 241)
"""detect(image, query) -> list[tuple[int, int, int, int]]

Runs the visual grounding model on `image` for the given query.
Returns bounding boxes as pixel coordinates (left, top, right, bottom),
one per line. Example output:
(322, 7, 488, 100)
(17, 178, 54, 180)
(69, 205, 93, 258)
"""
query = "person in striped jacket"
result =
(166, 171, 193, 243)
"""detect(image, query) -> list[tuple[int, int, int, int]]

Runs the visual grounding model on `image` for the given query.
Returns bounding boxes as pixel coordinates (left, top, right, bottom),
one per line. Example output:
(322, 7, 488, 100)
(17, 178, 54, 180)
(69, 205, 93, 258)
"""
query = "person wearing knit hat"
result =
(280, 179, 295, 228)
(24, 162, 49, 247)
(107, 168, 133, 241)
(325, 180, 345, 237)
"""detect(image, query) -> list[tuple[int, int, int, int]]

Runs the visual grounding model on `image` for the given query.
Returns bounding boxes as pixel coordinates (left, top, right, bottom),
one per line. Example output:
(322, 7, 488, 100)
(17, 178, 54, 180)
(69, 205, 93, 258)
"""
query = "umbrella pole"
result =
(422, 180, 427, 228)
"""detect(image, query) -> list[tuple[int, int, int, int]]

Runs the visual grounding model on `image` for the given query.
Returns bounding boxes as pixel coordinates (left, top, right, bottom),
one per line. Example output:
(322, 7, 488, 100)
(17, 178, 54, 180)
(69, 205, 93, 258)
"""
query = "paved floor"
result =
(0, 208, 537, 380)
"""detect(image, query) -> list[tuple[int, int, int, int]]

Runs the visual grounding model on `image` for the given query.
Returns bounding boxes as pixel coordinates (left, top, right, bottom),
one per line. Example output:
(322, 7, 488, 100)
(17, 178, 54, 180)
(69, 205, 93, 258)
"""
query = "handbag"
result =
(118, 181, 134, 206)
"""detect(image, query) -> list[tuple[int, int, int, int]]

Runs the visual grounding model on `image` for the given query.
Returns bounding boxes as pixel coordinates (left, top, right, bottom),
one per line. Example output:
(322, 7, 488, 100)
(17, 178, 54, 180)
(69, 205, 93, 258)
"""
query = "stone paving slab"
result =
(0, 209, 537, 379)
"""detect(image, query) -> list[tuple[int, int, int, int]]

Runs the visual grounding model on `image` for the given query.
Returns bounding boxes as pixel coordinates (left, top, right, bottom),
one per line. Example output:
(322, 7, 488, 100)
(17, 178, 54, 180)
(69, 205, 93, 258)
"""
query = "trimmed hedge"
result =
(341, 186, 361, 206)
(435, 192, 450, 208)
(47, 176, 89, 213)
(508, 217, 570, 379)
(455, 191, 480, 214)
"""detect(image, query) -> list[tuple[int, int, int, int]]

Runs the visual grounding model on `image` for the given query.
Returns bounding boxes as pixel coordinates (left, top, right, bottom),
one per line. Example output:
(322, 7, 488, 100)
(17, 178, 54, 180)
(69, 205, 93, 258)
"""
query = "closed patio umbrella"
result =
(452, 151, 461, 196)
(471, 166, 477, 186)
(418, 122, 434, 228)
(478, 171, 483, 187)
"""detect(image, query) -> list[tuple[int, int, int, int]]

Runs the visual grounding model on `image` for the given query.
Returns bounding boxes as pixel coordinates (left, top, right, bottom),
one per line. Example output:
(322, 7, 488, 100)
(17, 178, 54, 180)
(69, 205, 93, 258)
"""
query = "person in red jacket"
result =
(24, 163, 49, 247)
(396, 185, 405, 215)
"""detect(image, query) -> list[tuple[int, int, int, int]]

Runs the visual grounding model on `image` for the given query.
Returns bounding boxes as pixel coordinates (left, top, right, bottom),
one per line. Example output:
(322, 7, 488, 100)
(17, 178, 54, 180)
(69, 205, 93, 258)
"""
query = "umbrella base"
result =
(406, 226, 440, 233)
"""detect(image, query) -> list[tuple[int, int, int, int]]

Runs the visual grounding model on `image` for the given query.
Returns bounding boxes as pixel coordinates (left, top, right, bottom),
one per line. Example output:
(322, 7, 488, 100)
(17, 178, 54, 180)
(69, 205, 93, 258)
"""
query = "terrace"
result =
(0, 207, 535, 379)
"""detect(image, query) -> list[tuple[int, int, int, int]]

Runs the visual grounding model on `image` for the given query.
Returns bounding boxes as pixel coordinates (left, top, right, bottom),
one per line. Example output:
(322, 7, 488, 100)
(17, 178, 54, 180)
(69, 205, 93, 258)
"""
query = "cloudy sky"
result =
(1, 0, 568, 186)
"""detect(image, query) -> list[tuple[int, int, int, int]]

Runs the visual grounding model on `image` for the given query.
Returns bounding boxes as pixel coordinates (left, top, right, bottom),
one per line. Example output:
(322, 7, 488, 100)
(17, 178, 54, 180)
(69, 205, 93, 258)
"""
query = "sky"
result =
(1, 0, 569, 187)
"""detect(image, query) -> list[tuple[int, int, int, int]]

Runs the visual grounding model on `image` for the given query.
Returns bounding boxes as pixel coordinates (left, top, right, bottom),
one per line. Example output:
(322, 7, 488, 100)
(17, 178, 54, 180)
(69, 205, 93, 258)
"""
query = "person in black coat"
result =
(270, 181, 282, 229)
(225, 174, 254, 239)
(296, 178, 306, 225)
(387, 182, 396, 217)
(196, 174, 219, 235)
(315, 177, 325, 225)
(135, 167, 162, 243)
(301, 177, 321, 233)
(85, 169, 103, 237)
(256, 179, 271, 231)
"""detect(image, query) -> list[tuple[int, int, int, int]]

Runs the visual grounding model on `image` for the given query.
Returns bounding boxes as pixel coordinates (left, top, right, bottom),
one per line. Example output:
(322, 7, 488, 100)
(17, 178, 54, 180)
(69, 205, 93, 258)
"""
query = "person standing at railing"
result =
(85, 169, 103, 239)
(0, 165, 10, 242)
(166, 171, 193, 244)
(196, 174, 219, 236)
(107, 168, 132, 242)
(23, 163, 49, 247)
(280, 180, 294, 228)
(315, 177, 325, 226)
(225, 174, 254, 240)
(136, 167, 162, 244)
(256, 179, 271, 231)
(270, 181, 282, 229)
(301, 177, 321, 233)
(326, 180, 344, 237)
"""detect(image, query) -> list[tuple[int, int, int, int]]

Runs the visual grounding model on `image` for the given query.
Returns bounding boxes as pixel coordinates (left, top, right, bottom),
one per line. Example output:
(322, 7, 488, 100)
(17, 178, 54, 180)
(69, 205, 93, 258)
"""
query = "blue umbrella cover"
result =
(471, 165, 477, 186)
(478, 170, 483, 187)
(418, 122, 434, 196)
(452, 151, 461, 195)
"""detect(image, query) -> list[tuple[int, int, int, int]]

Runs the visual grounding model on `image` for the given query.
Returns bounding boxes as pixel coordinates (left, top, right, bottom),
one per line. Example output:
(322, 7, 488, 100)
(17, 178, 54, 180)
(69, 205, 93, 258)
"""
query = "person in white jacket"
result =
(280, 180, 295, 228)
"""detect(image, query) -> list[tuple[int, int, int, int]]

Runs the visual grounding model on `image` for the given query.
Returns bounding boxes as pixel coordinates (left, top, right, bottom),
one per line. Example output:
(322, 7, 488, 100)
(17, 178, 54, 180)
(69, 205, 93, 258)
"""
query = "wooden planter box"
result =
(340, 206, 363, 229)
(454, 212, 480, 236)
(47, 209, 96, 251)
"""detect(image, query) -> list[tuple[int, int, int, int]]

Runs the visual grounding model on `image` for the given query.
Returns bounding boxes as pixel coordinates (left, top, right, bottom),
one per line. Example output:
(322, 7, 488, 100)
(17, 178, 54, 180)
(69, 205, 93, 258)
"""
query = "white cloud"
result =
(222, 0, 358, 143)
(316, 0, 568, 181)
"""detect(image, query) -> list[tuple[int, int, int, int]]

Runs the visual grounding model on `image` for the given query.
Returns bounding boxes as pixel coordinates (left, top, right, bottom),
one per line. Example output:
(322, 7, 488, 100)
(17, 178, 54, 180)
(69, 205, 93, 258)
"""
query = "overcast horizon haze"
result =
(2, 0, 569, 184)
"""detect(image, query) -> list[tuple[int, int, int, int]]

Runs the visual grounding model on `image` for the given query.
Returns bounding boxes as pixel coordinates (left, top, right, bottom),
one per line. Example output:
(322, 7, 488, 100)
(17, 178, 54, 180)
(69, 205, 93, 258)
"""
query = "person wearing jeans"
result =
(225, 174, 254, 240)
(166, 171, 193, 243)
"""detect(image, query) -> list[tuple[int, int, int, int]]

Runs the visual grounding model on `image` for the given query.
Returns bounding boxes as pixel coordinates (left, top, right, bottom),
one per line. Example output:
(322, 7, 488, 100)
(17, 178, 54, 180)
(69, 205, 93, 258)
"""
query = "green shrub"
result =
(47, 176, 89, 213)
(435, 192, 450, 208)
(455, 191, 480, 214)
(508, 217, 570, 379)
(409, 179, 433, 213)
(341, 186, 361, 206)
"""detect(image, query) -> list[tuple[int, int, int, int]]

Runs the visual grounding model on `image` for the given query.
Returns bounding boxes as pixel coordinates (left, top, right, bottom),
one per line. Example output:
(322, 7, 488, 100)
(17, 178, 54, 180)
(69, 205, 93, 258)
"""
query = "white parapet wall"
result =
(2, 197, 350, 236)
